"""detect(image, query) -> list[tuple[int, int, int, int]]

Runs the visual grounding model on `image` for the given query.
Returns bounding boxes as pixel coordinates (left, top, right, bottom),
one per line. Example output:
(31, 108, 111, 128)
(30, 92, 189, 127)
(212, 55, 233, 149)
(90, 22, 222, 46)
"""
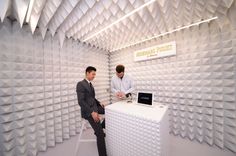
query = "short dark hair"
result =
(86, 66, 96, 73)
(116, 65, 125, 73)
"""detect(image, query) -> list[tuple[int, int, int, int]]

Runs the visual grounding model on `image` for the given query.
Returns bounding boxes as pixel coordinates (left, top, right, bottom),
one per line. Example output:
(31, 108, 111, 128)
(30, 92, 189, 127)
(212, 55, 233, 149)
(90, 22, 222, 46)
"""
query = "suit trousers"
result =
(87, 106, 107, 156)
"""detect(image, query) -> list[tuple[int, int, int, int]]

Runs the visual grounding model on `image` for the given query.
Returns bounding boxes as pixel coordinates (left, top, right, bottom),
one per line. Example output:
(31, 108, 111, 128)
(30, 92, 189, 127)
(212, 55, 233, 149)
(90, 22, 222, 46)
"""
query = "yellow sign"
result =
(134, 41, 176, 61)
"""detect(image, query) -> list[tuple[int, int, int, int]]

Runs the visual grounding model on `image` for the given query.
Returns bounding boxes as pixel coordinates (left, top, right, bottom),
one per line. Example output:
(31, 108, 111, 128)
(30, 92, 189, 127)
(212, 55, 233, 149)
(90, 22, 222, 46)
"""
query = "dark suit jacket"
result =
(76, 79, 100, 119)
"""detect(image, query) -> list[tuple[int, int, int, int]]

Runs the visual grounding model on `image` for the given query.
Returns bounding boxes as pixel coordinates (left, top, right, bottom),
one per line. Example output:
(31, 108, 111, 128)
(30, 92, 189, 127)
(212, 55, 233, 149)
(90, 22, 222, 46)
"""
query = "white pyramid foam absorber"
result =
(109, 21, 236, 154)
(0, 19, 110, 155)
(106, 102, 169, 156)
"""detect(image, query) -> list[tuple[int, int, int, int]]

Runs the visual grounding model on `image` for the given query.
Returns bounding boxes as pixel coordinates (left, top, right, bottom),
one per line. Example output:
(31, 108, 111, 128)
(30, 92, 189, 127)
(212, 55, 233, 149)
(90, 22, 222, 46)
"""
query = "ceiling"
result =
(0, 0, 235, 51)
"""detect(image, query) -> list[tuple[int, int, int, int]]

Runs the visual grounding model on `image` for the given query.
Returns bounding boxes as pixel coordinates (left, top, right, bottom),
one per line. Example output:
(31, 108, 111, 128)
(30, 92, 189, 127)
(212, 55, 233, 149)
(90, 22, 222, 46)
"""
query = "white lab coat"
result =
(111, 74, 135, 95)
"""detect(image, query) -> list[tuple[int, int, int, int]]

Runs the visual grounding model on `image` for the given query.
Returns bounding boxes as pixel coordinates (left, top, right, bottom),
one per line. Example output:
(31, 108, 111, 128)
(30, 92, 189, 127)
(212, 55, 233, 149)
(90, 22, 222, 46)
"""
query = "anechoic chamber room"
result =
(0, 0, 236, 156)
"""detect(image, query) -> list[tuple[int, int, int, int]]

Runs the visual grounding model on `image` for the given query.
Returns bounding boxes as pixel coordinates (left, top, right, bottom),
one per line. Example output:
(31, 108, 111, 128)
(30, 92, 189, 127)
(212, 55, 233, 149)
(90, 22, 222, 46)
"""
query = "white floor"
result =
(38, 128, 98, 156)
(38, 129, 235, 156)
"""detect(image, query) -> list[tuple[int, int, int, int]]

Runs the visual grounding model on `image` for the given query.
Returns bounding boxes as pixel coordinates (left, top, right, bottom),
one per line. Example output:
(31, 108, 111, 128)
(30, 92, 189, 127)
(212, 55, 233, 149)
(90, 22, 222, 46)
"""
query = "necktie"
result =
(89, 82, 93, 91)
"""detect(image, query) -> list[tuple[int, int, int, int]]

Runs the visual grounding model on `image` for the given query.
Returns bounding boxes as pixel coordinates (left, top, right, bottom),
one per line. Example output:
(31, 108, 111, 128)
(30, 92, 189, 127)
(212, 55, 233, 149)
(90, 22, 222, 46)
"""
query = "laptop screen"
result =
(137, 92, 153, 105)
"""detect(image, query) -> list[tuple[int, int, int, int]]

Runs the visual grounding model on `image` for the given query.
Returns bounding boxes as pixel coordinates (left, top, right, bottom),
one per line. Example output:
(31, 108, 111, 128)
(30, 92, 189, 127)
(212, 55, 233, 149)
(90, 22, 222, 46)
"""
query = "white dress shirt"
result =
(111, 74, 135, 95)
(85, 78, 91, 84)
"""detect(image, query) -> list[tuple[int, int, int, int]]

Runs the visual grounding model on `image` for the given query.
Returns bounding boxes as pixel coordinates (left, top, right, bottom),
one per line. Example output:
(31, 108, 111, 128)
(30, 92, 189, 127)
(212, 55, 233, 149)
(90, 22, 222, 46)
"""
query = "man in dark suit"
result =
(76, 66, 107, 156)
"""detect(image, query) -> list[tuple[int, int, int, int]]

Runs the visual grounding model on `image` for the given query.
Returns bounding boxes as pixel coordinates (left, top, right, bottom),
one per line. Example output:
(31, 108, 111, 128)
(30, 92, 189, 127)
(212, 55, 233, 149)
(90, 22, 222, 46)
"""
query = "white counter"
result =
(105, 101, 169, 156)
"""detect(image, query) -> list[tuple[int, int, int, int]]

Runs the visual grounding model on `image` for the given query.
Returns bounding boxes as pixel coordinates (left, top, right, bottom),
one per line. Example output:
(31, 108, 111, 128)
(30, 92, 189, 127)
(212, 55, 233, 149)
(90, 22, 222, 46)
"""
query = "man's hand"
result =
(120, 92, 125, 98)
(115, 92, 121, 98)
(100, 102, 106, 108)
(91, 112, 100, 123)
(116, 92, 125, 99)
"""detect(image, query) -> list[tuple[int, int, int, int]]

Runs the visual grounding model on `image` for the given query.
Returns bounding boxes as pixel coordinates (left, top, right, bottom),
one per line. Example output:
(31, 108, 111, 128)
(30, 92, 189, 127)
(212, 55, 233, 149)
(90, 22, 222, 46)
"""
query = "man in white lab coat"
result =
(111, 65, 135, 101)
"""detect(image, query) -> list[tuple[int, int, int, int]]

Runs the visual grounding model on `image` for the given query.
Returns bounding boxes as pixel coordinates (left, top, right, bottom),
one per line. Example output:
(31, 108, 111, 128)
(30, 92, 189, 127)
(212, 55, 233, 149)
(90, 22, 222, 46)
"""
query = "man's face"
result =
(86, 71, 96, 81)
(116, 72, 124, 78)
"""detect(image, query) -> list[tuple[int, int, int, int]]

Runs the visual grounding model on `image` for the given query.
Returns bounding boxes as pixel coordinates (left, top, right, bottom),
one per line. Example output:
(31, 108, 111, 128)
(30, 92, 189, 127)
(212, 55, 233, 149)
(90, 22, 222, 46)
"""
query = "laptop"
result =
(136, 92, 154, 106)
